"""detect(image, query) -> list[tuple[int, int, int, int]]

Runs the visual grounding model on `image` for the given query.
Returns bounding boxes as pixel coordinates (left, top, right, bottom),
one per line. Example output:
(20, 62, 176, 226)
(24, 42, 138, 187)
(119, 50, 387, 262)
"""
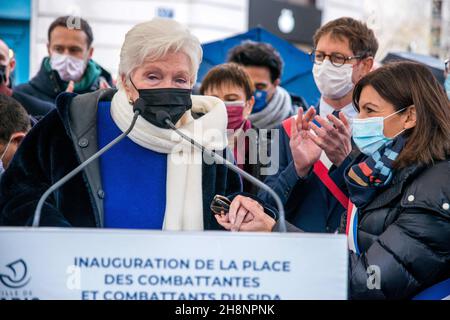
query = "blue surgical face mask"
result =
(445, 74, 450, 100)
(252, 89, 268, 113)
(351, 108, 406, 156)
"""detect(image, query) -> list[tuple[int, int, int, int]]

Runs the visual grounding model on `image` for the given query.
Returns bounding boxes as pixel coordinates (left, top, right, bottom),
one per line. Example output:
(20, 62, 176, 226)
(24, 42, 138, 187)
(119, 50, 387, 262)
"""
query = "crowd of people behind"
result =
(0, 15, 449, 300)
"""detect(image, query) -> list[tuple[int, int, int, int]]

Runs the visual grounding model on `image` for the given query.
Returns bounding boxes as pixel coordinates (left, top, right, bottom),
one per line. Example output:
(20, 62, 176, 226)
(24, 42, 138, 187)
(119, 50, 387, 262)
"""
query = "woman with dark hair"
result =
(216, 61, 450, 299)
(200, 63, 269, 195)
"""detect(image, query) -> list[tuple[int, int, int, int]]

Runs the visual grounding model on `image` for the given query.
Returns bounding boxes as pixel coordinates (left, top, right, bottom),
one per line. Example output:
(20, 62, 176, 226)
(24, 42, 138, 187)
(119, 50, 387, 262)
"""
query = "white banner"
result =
(0, 227, 348, 300)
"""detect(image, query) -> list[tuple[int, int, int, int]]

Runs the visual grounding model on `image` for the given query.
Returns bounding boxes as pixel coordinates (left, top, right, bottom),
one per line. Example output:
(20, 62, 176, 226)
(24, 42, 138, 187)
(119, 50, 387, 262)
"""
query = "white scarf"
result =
(110, 89, 228, 231)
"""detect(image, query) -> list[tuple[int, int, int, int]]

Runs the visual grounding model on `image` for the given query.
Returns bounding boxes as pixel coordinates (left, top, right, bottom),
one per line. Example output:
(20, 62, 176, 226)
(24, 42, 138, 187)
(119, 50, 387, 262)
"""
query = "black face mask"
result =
(130, 79, 192, 129)
(0, 65, 7, 85)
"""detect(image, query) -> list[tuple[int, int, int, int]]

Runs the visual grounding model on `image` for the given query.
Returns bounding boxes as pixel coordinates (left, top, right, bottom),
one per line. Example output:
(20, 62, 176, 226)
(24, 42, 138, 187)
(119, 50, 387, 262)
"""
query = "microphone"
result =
(32, 110, 141, 227)
(157, 111, 287, 232)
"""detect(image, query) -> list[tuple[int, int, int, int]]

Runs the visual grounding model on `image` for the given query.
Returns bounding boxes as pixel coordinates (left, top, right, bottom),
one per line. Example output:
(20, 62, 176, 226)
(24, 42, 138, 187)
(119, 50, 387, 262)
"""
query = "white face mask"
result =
(50, 53, 86, 82)
(313, 59, 354, 100)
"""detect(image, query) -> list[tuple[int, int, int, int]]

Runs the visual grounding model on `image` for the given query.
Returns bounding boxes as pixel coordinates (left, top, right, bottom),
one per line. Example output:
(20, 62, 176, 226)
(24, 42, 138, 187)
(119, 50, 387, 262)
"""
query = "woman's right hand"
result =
(215, 195, 276, 232)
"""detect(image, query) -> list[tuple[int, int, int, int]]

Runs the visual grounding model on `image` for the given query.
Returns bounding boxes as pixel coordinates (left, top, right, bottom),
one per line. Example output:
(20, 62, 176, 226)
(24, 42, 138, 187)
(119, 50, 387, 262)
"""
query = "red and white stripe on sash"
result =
(283, 116, 358, 251)
(346, 201, 360, 255)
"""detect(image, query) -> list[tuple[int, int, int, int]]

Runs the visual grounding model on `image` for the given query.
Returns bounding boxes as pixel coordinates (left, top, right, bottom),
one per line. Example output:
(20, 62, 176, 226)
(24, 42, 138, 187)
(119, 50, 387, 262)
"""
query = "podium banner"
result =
(0, 228, 348, 300)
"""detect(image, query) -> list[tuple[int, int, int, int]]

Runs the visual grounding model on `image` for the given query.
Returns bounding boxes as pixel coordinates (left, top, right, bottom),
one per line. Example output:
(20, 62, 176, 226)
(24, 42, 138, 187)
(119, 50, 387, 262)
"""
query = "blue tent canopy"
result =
(198, 27, 320, 106)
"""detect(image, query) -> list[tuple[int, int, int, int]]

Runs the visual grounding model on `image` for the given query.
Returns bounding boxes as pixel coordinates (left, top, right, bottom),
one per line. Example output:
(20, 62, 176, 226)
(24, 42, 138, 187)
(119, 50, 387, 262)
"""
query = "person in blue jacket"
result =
(14, 16, 113, 106)
(258, 17, 379, 233)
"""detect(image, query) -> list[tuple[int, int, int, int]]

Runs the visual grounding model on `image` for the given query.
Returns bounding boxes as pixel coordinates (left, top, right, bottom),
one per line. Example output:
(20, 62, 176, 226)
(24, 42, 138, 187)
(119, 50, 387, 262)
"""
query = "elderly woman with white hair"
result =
(0, 18, 242, 229)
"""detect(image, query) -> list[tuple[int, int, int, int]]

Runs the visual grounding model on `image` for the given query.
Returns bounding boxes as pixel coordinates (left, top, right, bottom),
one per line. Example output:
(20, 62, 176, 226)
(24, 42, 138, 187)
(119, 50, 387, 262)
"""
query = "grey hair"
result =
(117, 18, 202, 89)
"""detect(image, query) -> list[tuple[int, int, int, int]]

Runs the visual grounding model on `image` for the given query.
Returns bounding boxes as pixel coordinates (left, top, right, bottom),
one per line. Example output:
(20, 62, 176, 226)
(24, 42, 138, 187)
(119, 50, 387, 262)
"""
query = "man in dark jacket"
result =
(258, 18, 379, 233)
(14, 16, 113, 106)
(0, 89, 241, 229)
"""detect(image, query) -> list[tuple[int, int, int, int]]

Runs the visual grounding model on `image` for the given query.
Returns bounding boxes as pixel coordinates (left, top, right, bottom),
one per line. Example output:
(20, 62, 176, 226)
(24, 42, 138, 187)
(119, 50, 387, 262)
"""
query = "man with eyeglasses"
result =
(257, 18, 379, 233)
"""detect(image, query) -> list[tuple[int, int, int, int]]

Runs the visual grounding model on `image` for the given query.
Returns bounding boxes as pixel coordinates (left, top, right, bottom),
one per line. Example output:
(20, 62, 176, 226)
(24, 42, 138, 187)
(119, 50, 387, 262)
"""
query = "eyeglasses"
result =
(310, 49, 364, 67)
(210, 195, 231, 215)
